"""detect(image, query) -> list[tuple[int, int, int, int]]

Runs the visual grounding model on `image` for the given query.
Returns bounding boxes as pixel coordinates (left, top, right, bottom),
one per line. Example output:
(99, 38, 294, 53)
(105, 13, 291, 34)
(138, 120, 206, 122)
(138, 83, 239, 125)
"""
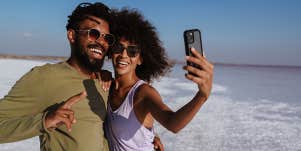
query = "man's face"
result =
(71, 16, 111, 72)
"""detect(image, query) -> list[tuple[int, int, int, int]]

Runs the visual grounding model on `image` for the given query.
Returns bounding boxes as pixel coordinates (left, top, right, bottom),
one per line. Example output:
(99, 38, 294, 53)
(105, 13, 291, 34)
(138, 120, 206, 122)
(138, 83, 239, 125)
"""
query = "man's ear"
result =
(67, 29, 76, 43)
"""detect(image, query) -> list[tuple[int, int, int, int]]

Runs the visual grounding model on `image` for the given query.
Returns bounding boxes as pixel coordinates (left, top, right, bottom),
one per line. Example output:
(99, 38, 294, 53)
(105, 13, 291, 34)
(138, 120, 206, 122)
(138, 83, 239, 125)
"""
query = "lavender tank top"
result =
(105, 80, 155, 151)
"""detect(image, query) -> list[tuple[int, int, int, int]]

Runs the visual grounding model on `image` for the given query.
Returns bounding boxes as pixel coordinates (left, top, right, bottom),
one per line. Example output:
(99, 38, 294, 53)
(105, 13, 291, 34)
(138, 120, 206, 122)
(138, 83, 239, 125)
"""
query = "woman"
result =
(105, 8, 214, 151)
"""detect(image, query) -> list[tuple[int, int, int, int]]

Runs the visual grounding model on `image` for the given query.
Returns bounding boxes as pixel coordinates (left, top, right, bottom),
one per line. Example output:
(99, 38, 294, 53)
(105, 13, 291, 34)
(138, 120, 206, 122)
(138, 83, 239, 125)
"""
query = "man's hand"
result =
(184, 48, 214, 100)
(44, 91, 87, 132)
(153, 135, 164, 151)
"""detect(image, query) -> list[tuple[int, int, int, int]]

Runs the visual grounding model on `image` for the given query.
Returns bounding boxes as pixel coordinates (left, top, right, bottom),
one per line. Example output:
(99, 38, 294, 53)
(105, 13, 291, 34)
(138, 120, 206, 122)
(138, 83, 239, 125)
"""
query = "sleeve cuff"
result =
(41, 111, 55, 133)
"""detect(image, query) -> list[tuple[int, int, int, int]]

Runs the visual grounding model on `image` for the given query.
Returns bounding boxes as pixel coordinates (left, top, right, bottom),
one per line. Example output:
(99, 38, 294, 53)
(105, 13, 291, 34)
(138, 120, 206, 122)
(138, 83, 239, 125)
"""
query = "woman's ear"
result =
(67, 29, 76, 43)
(138, 55, 143, 65)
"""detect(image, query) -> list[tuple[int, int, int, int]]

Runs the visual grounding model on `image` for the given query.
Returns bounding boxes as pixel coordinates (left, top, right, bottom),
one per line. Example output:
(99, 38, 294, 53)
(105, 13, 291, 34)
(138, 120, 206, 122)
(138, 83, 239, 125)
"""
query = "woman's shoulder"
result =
(136, 82, 160, 101)
(137, 82, 157, 93)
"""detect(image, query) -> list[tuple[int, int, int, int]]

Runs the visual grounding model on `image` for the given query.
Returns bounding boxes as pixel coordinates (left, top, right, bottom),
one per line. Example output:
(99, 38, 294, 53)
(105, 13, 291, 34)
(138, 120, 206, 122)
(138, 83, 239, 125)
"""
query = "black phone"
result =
(183, 29, 203, 68)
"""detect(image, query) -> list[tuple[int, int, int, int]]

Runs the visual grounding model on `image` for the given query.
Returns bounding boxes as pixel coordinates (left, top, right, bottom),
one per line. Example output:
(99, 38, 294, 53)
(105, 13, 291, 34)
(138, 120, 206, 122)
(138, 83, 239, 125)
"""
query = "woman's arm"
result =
(142, 48, 214, 133)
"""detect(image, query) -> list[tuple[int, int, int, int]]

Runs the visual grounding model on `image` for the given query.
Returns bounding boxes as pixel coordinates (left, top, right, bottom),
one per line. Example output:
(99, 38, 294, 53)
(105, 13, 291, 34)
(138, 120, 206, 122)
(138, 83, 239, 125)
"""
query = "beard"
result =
(73, 39, 105, 72)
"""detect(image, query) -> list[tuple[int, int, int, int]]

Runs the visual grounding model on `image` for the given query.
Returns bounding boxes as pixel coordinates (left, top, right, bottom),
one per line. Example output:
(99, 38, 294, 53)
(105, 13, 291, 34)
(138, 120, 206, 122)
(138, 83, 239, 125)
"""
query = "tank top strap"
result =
(127, 80, 146, 107)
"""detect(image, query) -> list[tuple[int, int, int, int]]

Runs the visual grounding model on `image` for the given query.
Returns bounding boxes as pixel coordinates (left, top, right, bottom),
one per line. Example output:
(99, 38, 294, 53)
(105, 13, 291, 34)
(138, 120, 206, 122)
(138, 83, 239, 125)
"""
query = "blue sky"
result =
(0, 0, 300, 66)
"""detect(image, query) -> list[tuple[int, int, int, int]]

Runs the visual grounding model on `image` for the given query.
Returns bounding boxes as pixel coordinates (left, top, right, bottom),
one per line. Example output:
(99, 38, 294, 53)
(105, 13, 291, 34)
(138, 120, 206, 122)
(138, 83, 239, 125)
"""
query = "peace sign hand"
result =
(44, 91, 87, 132)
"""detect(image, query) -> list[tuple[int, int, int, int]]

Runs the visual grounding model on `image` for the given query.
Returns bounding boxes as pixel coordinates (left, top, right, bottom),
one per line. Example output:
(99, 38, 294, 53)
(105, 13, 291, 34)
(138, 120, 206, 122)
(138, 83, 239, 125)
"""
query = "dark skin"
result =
(111, 38, 213, 138)
(45, 16, 110, 131)
(44, 16, 164, 150)
(107, 38, 212, 150)
(67, 16, 110, 77)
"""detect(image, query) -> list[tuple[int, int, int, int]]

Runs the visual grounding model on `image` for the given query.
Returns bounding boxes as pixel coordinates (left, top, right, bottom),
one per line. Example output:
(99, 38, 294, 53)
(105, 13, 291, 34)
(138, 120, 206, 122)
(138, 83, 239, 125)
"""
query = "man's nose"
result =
(95, 37, 108, 50)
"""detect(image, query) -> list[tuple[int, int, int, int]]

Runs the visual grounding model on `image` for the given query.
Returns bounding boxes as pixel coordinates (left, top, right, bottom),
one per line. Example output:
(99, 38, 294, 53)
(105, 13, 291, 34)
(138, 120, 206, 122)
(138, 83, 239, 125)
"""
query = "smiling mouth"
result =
(118, 61, 129, 65)
(90, 48, 103, 55)
(116, 60, 130, 68)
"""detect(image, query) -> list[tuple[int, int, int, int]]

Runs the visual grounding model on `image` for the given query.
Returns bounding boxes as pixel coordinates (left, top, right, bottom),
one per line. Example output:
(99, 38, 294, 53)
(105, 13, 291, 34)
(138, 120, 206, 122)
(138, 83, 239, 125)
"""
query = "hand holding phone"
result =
(183, 29, 214, 101)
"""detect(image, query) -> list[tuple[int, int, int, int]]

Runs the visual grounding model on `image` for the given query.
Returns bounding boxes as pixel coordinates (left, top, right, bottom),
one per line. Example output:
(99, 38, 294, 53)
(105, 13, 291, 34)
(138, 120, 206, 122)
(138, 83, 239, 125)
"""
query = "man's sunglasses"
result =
(76, 29, 115, 46)
(77, 2, 111, 14)
(111, 43, 140, 57)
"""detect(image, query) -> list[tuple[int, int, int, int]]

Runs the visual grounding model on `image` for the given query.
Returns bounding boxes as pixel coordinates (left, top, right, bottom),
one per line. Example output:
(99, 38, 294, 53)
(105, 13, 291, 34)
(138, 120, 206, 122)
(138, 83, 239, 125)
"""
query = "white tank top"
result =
(105, 80, 155, 151)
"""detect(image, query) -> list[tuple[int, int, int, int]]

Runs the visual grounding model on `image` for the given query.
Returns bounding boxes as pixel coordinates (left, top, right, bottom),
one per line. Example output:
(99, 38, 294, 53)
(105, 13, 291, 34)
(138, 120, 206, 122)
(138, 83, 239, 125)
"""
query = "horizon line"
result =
(1, 53, 301, 69)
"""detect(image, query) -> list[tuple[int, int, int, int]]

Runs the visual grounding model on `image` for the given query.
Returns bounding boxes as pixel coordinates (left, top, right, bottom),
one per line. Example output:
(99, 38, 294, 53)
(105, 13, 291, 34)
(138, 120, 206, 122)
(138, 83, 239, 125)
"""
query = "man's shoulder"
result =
(21, 61, 71, 80)
(31, 61, 69, 74)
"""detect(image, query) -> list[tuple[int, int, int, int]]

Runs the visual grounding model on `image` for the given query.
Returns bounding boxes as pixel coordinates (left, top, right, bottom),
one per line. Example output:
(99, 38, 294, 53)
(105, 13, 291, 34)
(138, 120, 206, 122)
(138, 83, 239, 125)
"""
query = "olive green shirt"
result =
(0, 62, 109, 151)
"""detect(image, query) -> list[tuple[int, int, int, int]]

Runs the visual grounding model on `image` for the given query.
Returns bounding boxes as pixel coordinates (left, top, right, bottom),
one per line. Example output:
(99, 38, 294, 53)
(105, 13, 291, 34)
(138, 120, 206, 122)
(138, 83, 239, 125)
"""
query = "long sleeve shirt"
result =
(0, 61, 109, 151)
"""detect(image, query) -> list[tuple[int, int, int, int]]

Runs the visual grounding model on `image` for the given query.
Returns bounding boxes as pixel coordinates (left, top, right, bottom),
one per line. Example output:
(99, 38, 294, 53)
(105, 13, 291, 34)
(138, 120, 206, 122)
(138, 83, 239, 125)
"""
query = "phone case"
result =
(183, 29, 203, 68)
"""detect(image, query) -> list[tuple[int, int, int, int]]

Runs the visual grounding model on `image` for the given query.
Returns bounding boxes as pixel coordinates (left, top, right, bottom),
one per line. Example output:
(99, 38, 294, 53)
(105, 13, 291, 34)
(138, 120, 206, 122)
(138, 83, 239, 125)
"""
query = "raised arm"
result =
(145, 48, 214, 133)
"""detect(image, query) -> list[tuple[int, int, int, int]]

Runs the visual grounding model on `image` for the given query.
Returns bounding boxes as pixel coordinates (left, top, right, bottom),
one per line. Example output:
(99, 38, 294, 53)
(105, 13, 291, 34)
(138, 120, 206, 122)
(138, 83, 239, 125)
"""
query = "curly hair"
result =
(66, 2, 113, 30)
(111, 8, 173, 82)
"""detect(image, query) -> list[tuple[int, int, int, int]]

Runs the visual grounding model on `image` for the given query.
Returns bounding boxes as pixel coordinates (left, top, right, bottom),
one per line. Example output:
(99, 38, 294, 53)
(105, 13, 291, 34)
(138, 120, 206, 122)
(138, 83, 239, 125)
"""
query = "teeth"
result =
(90, 48, 103, 55)
(118, 61, 129, 65)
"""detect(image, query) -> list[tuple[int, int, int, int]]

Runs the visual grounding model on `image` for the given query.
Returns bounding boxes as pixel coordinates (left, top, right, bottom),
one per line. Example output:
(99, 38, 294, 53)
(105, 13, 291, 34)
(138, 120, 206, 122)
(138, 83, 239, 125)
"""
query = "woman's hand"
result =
(153, 135, 164, 151)
(184, 47, 214, 100)
(97, 70, 113, 91)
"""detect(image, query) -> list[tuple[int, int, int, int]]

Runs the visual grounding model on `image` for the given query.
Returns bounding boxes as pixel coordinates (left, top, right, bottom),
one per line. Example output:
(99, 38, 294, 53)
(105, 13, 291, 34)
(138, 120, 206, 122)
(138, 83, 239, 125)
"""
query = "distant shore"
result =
(1, 53, 300, 69)
(0, 53, 180, 64)
(0, 54, 67, 61)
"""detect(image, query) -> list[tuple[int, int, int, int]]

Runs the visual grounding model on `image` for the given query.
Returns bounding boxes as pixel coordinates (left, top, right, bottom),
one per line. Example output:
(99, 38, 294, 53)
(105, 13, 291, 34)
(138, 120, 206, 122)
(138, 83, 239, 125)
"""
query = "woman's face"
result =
(111, 37, 142, 77)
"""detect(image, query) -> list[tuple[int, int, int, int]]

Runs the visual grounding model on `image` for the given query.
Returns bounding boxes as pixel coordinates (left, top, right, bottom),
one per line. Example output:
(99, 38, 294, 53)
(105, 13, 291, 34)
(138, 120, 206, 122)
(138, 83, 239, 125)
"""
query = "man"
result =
(0, 2, 114, 151)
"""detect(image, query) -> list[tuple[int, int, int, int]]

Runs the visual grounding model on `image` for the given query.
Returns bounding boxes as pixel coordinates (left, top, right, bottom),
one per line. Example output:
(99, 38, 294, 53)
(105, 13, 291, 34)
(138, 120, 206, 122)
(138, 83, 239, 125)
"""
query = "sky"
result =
(0, 0, 300, 66)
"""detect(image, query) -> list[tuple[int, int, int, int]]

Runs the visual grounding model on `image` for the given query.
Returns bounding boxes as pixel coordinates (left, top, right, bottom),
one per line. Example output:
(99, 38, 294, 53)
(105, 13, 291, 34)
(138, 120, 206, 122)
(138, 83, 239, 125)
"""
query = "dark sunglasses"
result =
(76, 29, 115, 46)
(111, 43, 140, 57)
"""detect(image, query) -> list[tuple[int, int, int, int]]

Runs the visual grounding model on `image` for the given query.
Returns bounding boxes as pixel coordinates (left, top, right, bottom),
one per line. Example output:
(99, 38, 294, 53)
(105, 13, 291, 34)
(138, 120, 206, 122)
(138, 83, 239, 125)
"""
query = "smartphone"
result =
(183, 29, 203, 68)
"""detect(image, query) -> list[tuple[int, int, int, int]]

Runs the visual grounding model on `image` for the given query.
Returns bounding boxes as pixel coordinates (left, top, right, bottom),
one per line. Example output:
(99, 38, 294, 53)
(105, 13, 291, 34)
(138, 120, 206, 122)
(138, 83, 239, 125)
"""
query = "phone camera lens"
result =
(186, 32, 194, 44)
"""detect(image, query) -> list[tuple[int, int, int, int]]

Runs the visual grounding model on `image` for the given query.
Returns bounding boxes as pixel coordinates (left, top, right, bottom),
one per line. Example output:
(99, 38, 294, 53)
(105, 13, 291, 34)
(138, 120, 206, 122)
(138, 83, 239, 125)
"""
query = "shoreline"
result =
(1, 53, 301, 69)
(0, 54, 67, 61)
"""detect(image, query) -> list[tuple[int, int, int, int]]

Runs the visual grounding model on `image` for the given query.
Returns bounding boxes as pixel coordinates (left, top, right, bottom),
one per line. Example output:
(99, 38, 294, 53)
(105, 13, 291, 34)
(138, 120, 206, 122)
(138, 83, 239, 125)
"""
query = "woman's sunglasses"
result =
(111, 43, 140, 57)
(76, 29, 115, 46)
